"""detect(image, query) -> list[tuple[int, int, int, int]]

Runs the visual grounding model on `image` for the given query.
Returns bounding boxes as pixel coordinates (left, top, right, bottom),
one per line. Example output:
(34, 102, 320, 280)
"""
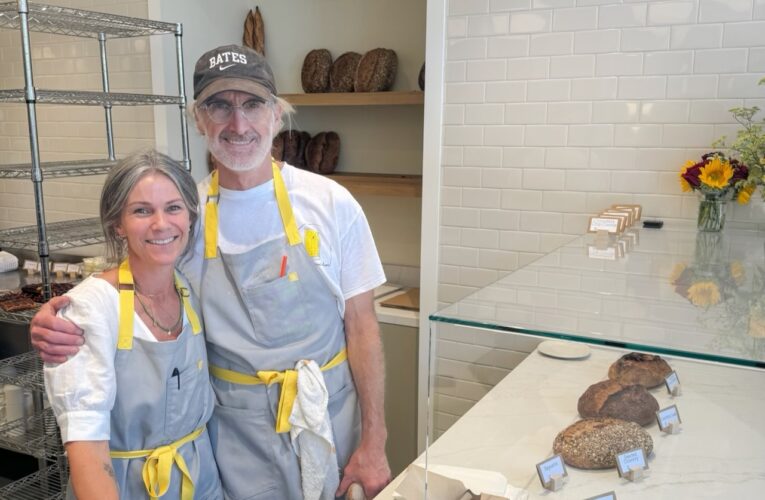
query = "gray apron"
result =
(68, 268, 222, 499)
(189, 164, 361, 500)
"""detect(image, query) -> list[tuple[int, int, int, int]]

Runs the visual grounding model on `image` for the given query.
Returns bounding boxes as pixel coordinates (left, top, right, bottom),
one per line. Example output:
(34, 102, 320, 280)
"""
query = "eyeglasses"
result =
(201, 99, 271, 124)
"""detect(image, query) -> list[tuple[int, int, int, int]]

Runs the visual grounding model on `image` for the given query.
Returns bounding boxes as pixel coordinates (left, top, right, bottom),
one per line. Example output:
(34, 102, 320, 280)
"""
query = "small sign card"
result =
(588, 216, 620, 234)
(616, 448, 648, 481)
(66, 263, 82, 278)
(656, 404, 682, 434)
(613, 204, 642, 220)
(605, 208, 634, 226)
(601, 210, 631, 228)
(665, 371, 681, 396)
(52, 262, 68, 278)
(23, 259, 39, 275)
(536, 454, 567, 491)
(588, 245, 618, 260)
(585, 492, 617, 500)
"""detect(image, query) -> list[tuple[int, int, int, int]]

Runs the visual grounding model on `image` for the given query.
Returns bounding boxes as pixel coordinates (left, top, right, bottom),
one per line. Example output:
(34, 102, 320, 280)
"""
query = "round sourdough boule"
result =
(329, 52, 362, 93)
(354, 48, 397, 92)
(553, 417, 653, 469)
(301, 49, 332, 93)
(305, 131, 340, 174)
(608, 352, 672, 388)
(280, 130, 311, 169)
(577, 380, 659, 426)
(271, 131, 285, 161)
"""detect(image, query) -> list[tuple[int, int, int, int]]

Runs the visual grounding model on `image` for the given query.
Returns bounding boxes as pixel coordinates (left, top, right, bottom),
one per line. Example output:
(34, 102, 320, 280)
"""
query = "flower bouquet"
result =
(679, 152, 751, 231)
(670, 259, 744, 309)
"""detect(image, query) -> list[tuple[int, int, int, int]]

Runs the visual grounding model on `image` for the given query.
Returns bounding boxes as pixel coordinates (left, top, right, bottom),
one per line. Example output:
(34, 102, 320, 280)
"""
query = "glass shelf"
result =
(431, 227, 765, 369)
(0, 158, 117, 179)
(0, 89, 181, 106)
(0, 2, 177, 38)
(0, 217, 103, 251)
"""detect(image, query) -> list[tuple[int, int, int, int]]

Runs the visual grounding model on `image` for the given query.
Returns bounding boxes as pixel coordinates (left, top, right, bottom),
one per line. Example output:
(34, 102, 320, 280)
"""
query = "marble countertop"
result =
(377, 345, 765, 499)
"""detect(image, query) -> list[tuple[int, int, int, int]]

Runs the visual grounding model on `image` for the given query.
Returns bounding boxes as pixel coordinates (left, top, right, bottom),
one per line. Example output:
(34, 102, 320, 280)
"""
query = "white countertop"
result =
(374, 284, 418, 328)
(377, 345, 765, 499)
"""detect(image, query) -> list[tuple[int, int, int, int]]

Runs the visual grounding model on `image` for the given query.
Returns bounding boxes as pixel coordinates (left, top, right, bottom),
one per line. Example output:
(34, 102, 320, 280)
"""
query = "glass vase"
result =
(697, 194, 726, 232)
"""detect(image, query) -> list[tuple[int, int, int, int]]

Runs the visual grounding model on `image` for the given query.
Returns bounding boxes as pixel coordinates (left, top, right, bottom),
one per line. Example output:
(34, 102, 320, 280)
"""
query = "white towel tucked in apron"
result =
(289, 359, 340, 500)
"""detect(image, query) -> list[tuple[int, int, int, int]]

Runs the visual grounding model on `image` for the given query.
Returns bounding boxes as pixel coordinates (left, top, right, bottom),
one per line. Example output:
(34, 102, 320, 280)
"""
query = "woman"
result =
(44, 150, 222, 499)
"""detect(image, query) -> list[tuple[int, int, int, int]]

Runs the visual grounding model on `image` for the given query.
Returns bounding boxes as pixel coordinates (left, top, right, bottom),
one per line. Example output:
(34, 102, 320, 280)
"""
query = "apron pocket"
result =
(208, 402, 279, 500)
(165, 363, 208, 432)
(239, 275, 313, 348)
(328, 379, 361, 470)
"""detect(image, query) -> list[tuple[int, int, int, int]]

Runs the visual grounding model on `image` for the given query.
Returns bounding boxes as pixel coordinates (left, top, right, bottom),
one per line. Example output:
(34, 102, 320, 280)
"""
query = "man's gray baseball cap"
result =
(193, 44, 277, 103)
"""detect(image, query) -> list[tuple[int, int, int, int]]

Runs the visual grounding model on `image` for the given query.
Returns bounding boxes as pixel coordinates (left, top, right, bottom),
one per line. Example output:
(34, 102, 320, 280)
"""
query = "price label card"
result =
(605, 208, 634, 226)
(601, 210, 631, 228)
(588, 217, 620, 234)
(665, 371, 680, 395)
(536, 454, 567, 488)
(656, 404, 682, 431)
(613, 204, 642, 220)
(588, 245, 618, 260)
(616, 448, 648, 478)
(585, 492, 617, 500)
(52, 262, 68, 273)
(66, 263, 82, 275)
(23, 260, 37, 270)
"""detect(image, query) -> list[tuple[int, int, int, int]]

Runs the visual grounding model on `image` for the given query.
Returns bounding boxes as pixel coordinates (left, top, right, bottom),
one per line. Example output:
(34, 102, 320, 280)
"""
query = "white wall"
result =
(0, 0, 154, 231)
(430, 0, 765, 435)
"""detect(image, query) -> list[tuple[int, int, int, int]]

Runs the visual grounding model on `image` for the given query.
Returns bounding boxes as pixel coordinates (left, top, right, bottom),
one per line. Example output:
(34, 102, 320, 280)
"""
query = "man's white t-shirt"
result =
(185, 163, 385, 317)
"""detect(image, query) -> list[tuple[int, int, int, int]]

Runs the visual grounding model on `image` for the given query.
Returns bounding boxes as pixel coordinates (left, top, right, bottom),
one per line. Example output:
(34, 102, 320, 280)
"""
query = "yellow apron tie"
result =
(209, 348, 347, 433)
(204, 169, 219, 259)
(110, 427, 205, 500)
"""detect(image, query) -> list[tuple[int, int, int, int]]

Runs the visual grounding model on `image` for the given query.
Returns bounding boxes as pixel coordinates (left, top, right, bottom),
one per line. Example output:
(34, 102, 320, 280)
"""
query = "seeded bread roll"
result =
(305, 131, 340, 174)
(301, 49, 332, 93)
(329, 52, 362, 93)
(553, 417, 653, 469)
(354, 48, 397, 92)
(608, 352, 672, 388)
(577, 380, 659, 426)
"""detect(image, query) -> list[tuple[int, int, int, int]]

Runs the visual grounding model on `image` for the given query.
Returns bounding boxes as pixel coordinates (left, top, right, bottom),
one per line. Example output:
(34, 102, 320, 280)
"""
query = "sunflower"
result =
(669, 262, 686, 283)
(678, 160, 695, 192)
(730, 261, 745, 285)
(686, 281, 721, 307)
(698, 156, 734, 189)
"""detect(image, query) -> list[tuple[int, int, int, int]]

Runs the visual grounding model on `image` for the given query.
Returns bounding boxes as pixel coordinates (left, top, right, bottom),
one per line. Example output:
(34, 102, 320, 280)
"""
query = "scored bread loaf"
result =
(553, 417, 653, 469)
(608, 352, 672, 388)
(577, 380, 659, 426)
(354, 48, 397, 92)
(301, 49, 332, 93)
(279, 130, 311, 169)
(330, 52, 362, 93)
(305, 131, 340, 174)
(271, 131, 285, 162)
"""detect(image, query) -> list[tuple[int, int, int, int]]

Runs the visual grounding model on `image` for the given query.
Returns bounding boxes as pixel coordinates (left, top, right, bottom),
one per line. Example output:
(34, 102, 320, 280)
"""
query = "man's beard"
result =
(207, 124, 274, 173)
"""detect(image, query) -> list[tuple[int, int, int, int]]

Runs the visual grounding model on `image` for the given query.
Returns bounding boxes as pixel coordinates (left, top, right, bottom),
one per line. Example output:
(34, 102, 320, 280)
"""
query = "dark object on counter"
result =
(329, 52, 362, 93)
(642, 219, 663, 229)
(20, 282, 74, 302)
(577, 379, 659, 426)
(418, 62, 425, 91)
(608, 352, 672, 389)
(553, 417, 653, 469)
(242, 7, 265, 56)
(301, 49, 332, 93)
(305, 132, 341, 174)
(354, 48, 397, 92)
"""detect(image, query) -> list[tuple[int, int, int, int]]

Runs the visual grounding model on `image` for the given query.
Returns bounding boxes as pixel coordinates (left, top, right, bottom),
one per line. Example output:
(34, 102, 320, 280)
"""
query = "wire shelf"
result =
(0, 407, 62, 459)
(0, 351, 44, 391)
(0, 306, 38, 324)
(0, 158, 117, 179)
(0, 462, 66, 500)
(0, 217, 104, 251)
(0, 89, 181, 106)
(0, 2, 177, 38)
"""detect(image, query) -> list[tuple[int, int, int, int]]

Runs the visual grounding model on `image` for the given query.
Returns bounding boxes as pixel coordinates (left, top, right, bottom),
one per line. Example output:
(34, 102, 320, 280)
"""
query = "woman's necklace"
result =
(134, 284, 183, 336)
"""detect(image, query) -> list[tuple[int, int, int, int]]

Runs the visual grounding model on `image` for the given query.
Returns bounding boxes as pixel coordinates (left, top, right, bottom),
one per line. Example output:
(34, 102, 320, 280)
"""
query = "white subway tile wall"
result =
(436, 0, 765, 434)
(0, 0, 155, 230)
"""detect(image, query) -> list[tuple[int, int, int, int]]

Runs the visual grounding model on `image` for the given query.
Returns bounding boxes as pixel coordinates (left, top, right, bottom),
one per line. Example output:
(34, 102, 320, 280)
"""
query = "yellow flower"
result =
(698, 156, 733, 189)
(687, 281, 721, 307)
(679, 160, 694, 192)
(669, 263, 686, 283)
(730, 261, 745, 285)
(737, 184, 755, 204)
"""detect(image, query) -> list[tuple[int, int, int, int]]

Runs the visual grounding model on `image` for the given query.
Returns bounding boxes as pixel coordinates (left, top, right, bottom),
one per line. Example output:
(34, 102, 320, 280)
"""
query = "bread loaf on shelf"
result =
(301, 49, 332, 93)
(330, 52, 362, 93)
(577, 379, 659, 426)
(305, 132, 340, 174)
(277, 130, 311, 169)
(553, 417, 653, 469)
(354, 48, 397, 92)
(608, 352, 672, 388)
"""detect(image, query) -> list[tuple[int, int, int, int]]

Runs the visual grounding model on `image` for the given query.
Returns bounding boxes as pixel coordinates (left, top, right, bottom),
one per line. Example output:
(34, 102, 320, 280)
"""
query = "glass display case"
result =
(418, 227, 765, 499)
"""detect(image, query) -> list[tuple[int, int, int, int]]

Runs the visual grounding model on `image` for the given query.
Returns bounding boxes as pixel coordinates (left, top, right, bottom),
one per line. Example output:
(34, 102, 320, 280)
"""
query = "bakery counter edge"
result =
(376, 344, 765, 499)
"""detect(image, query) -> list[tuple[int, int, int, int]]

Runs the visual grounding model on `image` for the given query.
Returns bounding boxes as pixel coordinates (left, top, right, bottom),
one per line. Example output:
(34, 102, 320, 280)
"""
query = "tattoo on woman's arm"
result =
(103, 462, 115, 479)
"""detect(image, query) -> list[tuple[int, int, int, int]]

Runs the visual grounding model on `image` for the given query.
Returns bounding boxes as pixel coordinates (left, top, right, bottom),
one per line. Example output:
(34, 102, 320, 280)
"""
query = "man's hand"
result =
(336, 442, 391, 499)
(30, 296, 83, 363)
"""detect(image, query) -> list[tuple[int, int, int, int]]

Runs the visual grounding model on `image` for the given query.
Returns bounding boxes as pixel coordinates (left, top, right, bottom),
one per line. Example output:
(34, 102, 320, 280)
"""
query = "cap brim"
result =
(195, 78, 274, 105)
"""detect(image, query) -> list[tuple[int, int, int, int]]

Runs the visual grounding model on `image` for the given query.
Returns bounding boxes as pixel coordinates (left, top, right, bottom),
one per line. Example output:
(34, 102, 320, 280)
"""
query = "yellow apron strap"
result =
(117, 260, 134, 351)
(175, 274, 201, 335)
(110, 426, 204, 500)
(272, 160, 302, 246)
(209, 348, 348, 433)
(204, 169, 219, 259)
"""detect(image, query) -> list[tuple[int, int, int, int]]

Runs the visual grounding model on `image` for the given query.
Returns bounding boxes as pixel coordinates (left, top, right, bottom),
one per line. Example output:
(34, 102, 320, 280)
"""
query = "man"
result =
(32, 44, 391, 499)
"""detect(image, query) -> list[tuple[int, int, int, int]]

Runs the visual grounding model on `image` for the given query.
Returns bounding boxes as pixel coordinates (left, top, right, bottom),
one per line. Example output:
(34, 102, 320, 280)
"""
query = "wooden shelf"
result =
(280, 91, 423, 106)
(327, 172, 422, 197)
